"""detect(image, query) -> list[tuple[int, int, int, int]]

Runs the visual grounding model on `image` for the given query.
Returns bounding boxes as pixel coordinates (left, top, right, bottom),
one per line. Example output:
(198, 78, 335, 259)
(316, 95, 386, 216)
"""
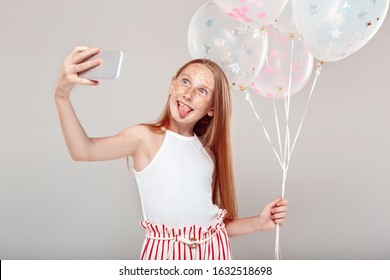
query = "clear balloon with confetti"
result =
(214, 0, 288, 28)
(187, 0, 268, 90)
(272, 0, 299, 38)
(250, 26, 313, 99)
(293, 0, 389, 62)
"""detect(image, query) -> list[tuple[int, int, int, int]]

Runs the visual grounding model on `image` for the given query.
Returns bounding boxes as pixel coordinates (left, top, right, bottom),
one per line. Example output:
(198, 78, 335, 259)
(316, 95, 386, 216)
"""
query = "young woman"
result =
(55, 46, 288, 260)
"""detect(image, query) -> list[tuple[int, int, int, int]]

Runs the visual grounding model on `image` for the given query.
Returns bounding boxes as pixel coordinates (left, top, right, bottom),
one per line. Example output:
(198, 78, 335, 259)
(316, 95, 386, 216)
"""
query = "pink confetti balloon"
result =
(214, 0, 288, 28)
(250, 26, 313, 99)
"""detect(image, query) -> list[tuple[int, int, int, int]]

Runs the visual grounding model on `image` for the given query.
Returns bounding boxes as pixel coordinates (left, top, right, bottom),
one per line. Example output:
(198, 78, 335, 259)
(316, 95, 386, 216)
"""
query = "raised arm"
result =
(54, 46, 142, 162)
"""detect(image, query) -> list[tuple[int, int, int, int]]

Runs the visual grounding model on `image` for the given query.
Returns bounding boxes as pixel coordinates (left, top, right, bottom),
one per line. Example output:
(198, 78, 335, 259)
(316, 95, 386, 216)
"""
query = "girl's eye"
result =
(199, 89, 208, 95)
(182, 79, 190, 85)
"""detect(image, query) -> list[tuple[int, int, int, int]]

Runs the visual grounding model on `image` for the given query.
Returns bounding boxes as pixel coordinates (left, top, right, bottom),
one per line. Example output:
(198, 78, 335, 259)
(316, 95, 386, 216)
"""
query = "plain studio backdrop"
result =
(0, 0, 389, 260)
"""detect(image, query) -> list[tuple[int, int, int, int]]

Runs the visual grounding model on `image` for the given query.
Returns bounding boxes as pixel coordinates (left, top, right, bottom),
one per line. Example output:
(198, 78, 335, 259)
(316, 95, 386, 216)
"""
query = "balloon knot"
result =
(316, 61, 324, 72)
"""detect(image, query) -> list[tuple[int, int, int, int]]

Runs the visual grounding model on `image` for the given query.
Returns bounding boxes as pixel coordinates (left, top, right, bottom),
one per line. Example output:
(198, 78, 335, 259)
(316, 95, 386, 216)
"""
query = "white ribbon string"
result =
(245, 56, 322, 260)
(289, 67, 322, 159)
(245, 91, 283, 168)
(273, 99, 283, 167)
(274, 39, 294, 260)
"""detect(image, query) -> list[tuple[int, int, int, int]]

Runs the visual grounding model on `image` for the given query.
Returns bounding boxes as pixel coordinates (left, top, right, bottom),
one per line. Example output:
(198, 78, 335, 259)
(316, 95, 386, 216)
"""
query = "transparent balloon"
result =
(293, 0, 389, 62)
(214, 0, 288, 28)
(188, 1, 268, 90)
(250, 26, 313, 99)
(272, 0, 298, 38)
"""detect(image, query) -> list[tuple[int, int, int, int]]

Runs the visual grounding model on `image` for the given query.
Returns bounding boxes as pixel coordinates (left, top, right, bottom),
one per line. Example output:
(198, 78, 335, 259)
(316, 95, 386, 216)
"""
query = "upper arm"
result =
(86, 124, 147, 161)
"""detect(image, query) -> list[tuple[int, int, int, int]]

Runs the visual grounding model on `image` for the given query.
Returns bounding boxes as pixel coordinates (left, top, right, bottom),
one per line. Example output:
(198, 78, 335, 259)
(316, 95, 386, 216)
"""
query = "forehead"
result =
(179, 63, 215, 89)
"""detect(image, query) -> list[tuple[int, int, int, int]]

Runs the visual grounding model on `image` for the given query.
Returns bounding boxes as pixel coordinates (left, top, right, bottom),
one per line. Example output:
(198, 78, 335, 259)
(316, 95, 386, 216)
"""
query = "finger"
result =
(273, 218, 285, 225)
(266, 197, 283, 209)
(72, 45, 90, 54)
(65, 46, 89, 60)
(271, 205, 287, 214)
(69, 47, 100, 64)
(74, 58, 101, 73)
(75, 77, 99, 86)
(276, 199, 288, 207)
(66, 73, 99, 86)
(272, 212, 286, 220)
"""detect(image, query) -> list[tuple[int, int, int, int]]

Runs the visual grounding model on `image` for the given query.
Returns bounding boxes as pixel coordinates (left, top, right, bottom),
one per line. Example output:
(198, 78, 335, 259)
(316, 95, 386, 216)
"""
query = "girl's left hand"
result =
(257, 197, 288, 231)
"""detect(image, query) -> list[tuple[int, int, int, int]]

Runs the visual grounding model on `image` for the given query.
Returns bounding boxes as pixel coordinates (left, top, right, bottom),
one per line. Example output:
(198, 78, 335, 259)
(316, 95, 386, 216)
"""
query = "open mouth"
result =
(177, 101, 193, 118)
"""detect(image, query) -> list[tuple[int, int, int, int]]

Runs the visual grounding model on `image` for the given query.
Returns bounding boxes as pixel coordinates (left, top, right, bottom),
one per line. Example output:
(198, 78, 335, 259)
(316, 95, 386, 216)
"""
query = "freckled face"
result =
(169, 63, 215, 126)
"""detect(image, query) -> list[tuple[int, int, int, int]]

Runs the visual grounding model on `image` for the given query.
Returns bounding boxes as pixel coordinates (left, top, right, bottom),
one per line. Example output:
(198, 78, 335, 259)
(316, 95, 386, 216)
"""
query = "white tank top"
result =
(133, 129, 220, 228)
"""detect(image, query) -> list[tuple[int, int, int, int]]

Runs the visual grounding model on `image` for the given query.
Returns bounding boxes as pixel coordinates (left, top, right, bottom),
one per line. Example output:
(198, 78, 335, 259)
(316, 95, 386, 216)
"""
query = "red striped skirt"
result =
(139, 210, 232, 260)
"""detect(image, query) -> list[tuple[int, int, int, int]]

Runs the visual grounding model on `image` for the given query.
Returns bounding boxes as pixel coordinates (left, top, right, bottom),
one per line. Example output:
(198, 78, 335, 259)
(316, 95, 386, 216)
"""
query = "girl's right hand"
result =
(55, 46, 101, 98)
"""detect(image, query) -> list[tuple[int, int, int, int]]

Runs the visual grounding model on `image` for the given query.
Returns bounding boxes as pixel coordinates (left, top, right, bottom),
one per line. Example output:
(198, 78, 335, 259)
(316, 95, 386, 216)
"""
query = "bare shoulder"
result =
(122, 124, 166, 148)
(120, 124, 158, 140)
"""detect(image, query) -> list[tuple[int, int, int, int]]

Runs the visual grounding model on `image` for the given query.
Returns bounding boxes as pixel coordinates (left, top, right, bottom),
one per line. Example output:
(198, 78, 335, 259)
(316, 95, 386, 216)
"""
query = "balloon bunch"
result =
(187, 0, 389, 259)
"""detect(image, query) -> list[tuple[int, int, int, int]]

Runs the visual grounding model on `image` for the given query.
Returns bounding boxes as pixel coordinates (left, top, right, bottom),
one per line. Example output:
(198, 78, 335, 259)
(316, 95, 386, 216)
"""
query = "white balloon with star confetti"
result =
(293, 0, 389, 62)
(188, 0, 268, 90)
(273, 0, 299, 39)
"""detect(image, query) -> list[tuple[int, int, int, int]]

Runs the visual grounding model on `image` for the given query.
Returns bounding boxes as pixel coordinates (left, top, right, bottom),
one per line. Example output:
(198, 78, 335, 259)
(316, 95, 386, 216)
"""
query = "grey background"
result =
(0, 0, 389, 260)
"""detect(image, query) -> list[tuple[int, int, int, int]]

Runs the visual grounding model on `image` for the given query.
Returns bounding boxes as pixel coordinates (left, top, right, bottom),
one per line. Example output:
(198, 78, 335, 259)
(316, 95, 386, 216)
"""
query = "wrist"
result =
(252, 215, 263, 232)
(55, 77, 74, 97)
(55, 90, 71, 103)
(55, 83, 73, 100)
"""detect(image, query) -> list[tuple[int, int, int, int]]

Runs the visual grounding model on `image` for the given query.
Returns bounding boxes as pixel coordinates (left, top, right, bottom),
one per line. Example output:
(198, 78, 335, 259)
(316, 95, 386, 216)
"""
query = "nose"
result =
(183, 87, 196, 101)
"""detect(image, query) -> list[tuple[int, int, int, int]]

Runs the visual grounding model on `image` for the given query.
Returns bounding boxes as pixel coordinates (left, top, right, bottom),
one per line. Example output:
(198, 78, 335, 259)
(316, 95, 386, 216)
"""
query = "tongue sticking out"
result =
(178, 104, 192, 118)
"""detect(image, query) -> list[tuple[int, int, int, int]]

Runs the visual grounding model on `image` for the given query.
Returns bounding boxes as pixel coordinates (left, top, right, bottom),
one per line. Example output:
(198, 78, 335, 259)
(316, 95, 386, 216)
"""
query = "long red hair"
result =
(145, 59, 237, 223)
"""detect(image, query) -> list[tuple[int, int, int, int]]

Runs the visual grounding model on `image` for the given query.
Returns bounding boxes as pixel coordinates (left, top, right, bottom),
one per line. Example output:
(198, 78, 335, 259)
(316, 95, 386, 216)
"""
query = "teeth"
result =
(178, 102, 191, 109)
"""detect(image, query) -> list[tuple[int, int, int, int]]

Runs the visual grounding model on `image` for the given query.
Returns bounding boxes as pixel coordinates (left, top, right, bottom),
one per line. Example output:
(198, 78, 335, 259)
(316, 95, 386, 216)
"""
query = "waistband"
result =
(140, 209, 227, 251)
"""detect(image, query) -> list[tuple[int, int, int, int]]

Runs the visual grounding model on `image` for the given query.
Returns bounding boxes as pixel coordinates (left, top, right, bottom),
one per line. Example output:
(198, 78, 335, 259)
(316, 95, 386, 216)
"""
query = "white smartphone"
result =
(79, 50, 123, 80)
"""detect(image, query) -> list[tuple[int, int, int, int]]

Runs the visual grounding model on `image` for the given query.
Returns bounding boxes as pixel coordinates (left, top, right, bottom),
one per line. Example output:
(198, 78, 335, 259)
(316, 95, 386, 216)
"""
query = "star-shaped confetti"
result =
(342, 2, 352, 13)
(203, 43, 211, 54)
(358, 10, 368, 20)
(229, 63, 241, 74)
(309, 4, 318, 16)
(206, 19, 214, 28)
(330, 28, 342, 39)
(214, 38, 225, 47)
(235, 24, 249, 35)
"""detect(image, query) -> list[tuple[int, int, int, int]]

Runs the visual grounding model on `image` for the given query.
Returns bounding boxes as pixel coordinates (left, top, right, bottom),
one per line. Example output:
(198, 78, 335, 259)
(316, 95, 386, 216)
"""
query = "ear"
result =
(207, 107, 214, 117)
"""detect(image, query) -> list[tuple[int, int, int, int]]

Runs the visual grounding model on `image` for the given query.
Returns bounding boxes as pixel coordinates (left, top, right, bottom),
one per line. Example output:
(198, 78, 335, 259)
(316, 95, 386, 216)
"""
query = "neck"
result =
(167, 118, 195, 137)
